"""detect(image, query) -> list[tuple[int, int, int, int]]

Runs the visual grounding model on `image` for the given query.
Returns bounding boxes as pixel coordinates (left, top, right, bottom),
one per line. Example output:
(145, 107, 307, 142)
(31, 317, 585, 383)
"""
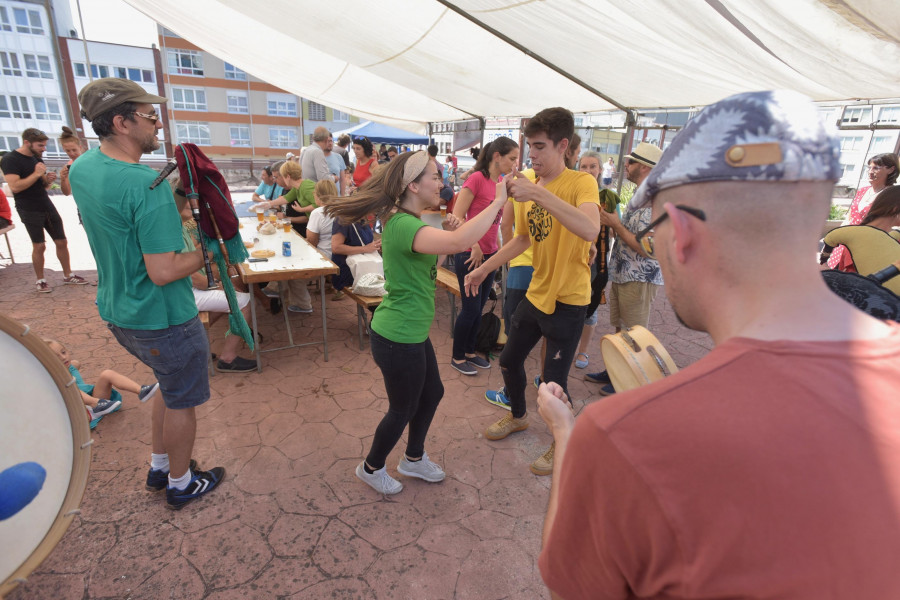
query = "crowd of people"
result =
(2, 76, 899, 597)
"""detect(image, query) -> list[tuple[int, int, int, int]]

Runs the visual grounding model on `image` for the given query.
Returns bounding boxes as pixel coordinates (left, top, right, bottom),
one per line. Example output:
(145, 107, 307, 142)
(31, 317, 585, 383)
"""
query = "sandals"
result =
(575, 353, 589, 369)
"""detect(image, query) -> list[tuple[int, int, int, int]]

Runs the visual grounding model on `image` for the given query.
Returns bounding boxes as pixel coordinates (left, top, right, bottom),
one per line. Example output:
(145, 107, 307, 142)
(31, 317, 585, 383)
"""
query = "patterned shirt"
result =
(609, 207, 663, 285)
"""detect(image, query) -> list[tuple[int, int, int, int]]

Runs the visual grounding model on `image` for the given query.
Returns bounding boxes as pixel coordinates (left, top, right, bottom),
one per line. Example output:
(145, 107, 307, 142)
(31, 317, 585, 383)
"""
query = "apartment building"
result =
(158, 27, 358, 167)
(0, 0, 74, 158)
(60, 36, 167, 161)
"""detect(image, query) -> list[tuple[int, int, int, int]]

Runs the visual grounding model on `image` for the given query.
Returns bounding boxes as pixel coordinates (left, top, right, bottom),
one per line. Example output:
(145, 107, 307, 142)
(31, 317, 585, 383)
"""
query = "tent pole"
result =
(615, 111, 636, 194)
(436, 0, 630, 113)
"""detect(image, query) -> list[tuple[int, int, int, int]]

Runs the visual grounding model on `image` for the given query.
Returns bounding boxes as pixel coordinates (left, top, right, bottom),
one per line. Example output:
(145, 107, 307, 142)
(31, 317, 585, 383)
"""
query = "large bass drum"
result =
(600, 325, 679, 393)
(0, 313, 91, 597)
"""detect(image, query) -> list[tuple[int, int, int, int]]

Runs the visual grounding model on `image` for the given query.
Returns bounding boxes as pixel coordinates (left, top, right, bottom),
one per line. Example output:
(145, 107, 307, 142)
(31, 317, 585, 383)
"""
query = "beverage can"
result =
(282, 241, 291, 257)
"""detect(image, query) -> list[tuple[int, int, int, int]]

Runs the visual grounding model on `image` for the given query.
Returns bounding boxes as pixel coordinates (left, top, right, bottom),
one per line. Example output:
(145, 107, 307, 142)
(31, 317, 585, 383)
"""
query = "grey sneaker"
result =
(355, 461, 402, 495)
(138, 383, 159, 402)
(89, 398, 121, 419)
(397, 452, 445, 482)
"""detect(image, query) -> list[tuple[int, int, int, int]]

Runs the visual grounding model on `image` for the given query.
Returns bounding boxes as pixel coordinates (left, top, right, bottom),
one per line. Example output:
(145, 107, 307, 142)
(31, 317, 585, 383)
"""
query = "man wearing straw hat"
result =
(71, 78, 224, 510)
(584, 141, 663, 396)
(537, 90, 900, 599)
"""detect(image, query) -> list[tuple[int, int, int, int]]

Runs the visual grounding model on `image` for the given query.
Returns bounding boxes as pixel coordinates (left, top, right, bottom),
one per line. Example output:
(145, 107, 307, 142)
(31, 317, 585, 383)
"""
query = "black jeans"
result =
(365, 330, 444, 470)
(500, 298, 586, 418)
(452, 250, 496, 359)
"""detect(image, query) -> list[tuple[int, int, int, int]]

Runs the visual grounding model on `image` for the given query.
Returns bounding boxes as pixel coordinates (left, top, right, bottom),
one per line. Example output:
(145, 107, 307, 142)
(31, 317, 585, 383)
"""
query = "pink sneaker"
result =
(63, 274, 88, 285)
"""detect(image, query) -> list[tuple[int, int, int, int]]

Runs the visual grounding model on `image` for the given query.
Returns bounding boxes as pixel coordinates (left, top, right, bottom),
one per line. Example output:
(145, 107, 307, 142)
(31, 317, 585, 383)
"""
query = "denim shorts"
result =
(107, 316, 210, 409)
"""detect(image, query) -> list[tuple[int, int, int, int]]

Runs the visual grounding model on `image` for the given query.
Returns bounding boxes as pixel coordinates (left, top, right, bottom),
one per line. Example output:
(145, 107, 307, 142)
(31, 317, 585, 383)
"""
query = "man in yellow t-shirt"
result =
(464, 107, 600, 475)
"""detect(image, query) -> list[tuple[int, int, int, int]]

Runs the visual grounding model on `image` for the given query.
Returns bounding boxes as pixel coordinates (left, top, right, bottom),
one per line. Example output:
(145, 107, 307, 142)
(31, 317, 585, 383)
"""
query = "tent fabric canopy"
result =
(332, 121, 430, 145)
(128, 0, 900, 134)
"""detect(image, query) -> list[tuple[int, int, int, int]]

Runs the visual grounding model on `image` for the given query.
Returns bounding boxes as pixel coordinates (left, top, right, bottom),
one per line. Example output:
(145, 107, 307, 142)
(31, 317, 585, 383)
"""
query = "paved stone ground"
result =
(1, 198, 713, 600)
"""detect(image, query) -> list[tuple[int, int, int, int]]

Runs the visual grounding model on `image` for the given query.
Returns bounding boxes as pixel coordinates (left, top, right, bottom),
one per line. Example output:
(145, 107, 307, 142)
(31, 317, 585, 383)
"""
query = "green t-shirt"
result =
(70, 148, 197, 330)
(284, 179, 315, 235)
(371, 212, 437, 343)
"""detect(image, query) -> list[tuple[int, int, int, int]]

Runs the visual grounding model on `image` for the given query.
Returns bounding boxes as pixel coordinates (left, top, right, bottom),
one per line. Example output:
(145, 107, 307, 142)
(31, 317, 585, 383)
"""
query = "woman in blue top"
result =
(325, 150, 508, 495)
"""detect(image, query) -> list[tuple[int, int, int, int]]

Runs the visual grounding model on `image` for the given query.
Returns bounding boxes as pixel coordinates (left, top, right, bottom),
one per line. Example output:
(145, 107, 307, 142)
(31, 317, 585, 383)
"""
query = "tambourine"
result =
(600, 325, 679, 393)
(0, 313, 91, 597)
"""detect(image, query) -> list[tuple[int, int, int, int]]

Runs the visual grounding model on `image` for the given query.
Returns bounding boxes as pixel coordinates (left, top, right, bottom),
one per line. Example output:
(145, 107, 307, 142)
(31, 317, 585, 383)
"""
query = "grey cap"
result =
(78, 78, 167, 121)
(630, 90, 841, 210)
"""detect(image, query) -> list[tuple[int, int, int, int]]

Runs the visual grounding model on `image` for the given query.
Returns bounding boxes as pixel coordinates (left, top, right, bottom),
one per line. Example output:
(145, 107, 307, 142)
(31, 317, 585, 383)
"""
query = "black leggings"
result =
(365, 330, 444, 470)
(499, 298, 586, 418)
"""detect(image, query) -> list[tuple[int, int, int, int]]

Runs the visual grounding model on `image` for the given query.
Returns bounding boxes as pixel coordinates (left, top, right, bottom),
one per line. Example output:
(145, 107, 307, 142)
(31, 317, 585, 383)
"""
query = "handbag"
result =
(345, 223, 384, 280)
(352, 272, 387, 296)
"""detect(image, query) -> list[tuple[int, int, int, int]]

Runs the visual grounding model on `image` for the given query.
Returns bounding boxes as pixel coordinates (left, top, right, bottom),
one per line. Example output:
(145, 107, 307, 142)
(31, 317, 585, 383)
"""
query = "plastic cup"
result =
(282, 220, 291, 233)
(440, 205, 447, 218)
(256, 209, 264, 222)
(268, 212, 278, 224)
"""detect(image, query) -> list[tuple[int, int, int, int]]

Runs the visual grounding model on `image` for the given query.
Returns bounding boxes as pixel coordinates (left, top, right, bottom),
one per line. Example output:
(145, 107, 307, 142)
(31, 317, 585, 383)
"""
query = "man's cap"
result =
(78, 78, 166, 121)
(626, 142, 663, 168)
(630, 90, 841, 210)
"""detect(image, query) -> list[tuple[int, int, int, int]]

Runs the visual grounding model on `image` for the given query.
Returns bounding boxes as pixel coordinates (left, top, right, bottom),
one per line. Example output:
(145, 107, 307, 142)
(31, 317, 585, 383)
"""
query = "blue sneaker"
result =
(585, 370, 612, 384)
(146, 459, 199, 492)
(485, 387, 511, 410)
(466, 355, 491, 369)
(166, 467, 225, 510)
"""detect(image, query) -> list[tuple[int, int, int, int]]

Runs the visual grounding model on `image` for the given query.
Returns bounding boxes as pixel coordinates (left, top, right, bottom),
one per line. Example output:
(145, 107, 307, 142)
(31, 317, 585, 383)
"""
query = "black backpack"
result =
(475, 301, 502, 355)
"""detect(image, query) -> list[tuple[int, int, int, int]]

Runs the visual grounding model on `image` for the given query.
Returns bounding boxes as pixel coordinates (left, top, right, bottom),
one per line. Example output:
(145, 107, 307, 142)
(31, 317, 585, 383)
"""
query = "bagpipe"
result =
(150, 144, 253, 348)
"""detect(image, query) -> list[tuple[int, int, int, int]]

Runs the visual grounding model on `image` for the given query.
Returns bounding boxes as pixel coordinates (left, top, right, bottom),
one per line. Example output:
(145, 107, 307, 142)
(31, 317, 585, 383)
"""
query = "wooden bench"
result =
(0, 223, 15, 264)
(342, 289, 384, 349)
(435, 266, 462, 336)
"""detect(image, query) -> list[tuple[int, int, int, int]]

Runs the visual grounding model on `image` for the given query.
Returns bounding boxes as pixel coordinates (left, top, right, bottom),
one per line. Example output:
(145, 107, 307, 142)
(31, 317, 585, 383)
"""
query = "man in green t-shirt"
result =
(71, 78, 224, 510)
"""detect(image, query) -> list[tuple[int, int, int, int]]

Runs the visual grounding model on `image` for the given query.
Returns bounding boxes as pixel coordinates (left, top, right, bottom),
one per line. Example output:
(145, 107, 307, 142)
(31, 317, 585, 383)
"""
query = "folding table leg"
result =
(249, 282, 262, 373)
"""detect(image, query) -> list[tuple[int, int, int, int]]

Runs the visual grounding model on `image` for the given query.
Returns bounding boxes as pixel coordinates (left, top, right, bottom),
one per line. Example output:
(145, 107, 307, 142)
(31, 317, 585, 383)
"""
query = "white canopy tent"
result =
(127, 0, 900, 133)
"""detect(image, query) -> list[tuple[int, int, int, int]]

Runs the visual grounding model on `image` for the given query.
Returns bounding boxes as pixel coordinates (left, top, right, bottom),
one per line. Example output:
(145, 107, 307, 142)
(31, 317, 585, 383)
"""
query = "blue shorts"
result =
(584, 306, 599, 326)
(107, 316, 210, 410)
(602, 177, 612, 186)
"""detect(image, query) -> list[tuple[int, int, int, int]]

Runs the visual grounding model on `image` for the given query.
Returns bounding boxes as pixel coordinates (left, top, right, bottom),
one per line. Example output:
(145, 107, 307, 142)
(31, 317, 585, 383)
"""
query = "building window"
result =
(173, 88, 207, 111)
(224, 62, 247, 81)
(43, 139, 63, 156)
(142, 69, 155, 83)
(114, 66, 127, 79)
(230, 125, 250, 147)
(332, 109, 349, 122)
(872, 135, 895, 153)
(308, 101, 326, 121)
(269, 127, 297, 148)
(0, 96, 31, 119)
(175, 122, 211, 145)
(90, 64, 110, 79)
(840, 136, 864, 152)
(13, 8, 43, 35)
(879, 107, 900, 123)
(167, 49, 203, 76)
(840, 163, 856, 178)
(0, 7, 11, 31)
(1, 135, 20, 151)
(73, 62, 87, 77)
(33, 97, 61, 121)
(842, 107, 872, 124)
(1, 52, 22, 77)
(226, 91, 248, 114)
(267, 93, 297, 117)
(23, 54, 53, 79)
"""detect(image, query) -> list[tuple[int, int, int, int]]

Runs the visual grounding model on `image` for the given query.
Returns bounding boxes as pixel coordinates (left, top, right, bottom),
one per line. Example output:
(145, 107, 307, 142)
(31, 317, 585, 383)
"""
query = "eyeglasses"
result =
(132, 111, 159, 123)
(634, 204, 707, 257)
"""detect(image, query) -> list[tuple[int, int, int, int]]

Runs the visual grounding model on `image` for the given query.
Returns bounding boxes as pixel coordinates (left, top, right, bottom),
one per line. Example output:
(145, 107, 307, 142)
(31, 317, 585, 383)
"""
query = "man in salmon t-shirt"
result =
(537, 90, 900, 599)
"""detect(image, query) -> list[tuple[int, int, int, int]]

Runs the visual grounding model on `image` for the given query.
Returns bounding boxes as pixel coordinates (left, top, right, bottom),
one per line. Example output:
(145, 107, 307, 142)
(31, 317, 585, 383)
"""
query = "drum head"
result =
(600, 326, 679, 393)
(0, 314, 91, 597)
(822, 270, 900, 321)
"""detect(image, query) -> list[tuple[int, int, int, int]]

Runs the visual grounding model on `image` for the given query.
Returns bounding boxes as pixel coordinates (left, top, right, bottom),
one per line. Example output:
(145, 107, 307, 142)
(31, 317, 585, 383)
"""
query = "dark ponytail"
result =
(474, 136, 518, 178)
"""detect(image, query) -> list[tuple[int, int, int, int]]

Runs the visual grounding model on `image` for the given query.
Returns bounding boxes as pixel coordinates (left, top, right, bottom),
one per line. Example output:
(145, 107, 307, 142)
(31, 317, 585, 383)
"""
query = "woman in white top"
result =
(307, 179, 337, 258)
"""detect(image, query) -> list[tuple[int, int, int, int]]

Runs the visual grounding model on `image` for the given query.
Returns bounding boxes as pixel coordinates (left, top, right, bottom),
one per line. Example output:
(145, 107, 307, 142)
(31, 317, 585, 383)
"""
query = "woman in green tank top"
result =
(324, 150, 508, 495)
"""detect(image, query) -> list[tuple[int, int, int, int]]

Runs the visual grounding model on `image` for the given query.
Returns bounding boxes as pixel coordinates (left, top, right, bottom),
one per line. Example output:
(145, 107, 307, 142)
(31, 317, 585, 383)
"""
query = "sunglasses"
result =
(634, 205, 707, 257)
(132, 111, 159, 123)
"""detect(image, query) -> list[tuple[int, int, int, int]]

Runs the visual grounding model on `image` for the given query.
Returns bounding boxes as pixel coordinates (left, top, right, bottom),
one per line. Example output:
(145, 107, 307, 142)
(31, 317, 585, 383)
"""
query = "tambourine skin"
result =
(0, 314, 91, 597)
(600, 326, 679, 393)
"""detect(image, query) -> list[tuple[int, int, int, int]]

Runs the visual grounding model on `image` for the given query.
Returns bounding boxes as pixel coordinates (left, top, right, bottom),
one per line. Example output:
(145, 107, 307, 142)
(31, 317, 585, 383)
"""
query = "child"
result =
(45, 339, 158, 428)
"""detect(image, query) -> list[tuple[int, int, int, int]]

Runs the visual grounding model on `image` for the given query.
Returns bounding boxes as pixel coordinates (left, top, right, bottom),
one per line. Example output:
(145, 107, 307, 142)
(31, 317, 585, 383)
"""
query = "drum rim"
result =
(0, 313, 92, 596)
(600, 326, 679, 392)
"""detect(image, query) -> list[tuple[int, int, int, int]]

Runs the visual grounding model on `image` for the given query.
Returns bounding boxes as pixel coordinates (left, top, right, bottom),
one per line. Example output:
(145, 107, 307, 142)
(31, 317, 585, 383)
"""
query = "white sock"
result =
(168, 469, 193, 491)
(150, 453, 169, 472)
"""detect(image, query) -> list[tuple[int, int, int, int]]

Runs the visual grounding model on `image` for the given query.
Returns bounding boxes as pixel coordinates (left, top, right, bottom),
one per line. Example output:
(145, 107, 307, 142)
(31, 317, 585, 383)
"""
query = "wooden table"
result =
(236, 218, 338, 372)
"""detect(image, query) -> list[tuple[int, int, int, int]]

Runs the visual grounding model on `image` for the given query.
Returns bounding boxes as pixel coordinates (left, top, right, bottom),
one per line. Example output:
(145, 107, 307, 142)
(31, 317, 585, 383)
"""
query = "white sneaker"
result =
(397, 452, 445, 482)
(355, 461, 403, 495)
